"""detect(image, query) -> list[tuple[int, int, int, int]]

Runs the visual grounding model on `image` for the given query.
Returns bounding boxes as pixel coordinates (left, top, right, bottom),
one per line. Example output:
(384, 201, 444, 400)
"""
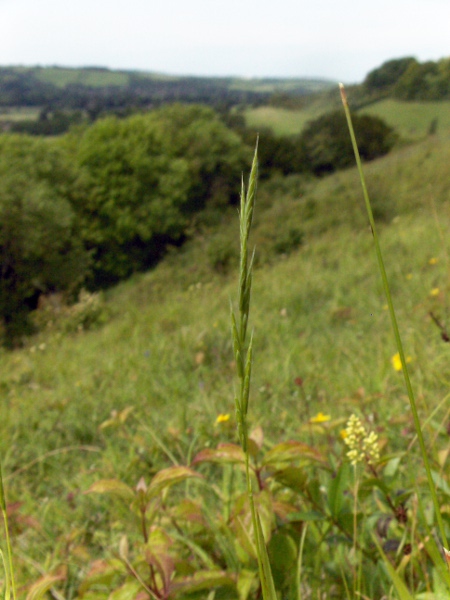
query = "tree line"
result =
(364, 56, 450, 101)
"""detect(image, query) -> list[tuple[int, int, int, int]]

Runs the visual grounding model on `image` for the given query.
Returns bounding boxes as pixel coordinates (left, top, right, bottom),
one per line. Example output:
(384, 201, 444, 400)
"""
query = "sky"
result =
(1, 0, 449, 83)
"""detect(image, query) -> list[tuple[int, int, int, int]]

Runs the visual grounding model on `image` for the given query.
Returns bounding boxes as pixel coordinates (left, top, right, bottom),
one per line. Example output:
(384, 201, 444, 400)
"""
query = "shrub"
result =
(298, 110, 397, 175)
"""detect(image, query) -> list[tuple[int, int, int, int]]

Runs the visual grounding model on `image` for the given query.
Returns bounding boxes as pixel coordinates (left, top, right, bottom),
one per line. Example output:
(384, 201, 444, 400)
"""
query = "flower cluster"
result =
(344, 414, 380, 466)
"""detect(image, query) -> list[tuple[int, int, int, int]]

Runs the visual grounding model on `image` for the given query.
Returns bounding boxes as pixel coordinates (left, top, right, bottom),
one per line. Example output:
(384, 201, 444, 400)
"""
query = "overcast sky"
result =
(1, 0, 449, 83)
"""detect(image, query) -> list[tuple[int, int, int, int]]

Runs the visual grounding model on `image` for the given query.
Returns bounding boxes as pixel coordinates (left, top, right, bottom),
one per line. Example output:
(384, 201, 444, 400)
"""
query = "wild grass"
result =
(0, 119, 449, 597)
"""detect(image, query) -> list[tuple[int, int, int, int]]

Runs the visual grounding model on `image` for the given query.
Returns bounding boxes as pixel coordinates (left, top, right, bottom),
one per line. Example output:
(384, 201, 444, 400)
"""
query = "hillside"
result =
(0, 129, 449, 597)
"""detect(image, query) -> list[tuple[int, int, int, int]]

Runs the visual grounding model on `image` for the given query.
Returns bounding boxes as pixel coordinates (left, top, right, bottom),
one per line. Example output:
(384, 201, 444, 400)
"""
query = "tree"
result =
(364, 57, 417, 91)
(66, 105, 248, 285)
(298, 111, 396, 175)
(0, 135, 90, 345)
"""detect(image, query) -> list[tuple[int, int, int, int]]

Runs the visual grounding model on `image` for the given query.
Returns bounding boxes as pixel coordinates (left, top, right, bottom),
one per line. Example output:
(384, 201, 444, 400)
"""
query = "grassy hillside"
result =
(1, 130, 449, 596)
(244, 97, 450, 140)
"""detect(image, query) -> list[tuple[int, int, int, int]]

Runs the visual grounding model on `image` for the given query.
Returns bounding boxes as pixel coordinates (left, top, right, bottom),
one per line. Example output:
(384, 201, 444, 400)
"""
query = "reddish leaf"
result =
(262, 441, 324, 467)
(170, 570, 235, 594)
(85, 479, 135, 501)
(192, 443, 245, 465)
(147, 466, 202, 499)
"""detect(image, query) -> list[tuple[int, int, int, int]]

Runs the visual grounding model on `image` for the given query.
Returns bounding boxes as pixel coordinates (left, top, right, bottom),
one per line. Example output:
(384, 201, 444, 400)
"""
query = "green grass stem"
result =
(340, 83, 449, 552)
(0, 462, 17, 600)
(231, 143, 277, 599)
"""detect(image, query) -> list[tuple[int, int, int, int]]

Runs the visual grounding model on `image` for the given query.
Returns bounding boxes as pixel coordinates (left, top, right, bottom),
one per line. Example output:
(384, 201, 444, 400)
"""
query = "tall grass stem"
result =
(0, 462, 17, 600)
(340, 83, 448, 551)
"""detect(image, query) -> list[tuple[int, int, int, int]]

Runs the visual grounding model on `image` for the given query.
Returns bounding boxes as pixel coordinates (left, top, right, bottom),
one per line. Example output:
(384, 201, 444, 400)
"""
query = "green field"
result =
(0, 106, 41, 122)
(1, 129, 450, 597)
(244, 98, 450, 140)
(359, 98, 450, 139)
(32, 66, 130, 88)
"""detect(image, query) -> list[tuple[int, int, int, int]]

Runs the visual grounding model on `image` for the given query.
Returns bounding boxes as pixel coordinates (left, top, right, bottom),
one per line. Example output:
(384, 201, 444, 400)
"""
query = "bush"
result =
(298, 110, 397, 175)
(31, 289, 110, 333)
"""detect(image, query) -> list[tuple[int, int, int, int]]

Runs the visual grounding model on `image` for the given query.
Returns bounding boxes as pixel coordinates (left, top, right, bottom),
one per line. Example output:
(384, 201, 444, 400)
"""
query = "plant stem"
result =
(0, 462, 17, 600)
(340, 83, 448, 551)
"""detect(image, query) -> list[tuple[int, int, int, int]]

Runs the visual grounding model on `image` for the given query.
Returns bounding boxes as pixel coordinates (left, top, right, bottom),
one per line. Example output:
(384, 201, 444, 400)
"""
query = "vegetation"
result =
(1, 59, 450, 597)
(0, 94, 449, 596)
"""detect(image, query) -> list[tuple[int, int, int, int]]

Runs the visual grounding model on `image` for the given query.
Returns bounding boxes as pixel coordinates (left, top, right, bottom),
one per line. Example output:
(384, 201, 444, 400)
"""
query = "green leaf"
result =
(286, 510, 324, 523)
(192, 443, 246, 466)
(78, 559, 123, 595)
(383, 456, 402, 478)
(170, 570, 235, 595)
(0, 549, 10, 600)
(328, 462, 350, 519)
(108, 581, 141, 600)
(26, 568, 66, 600)
(372, 534, 414, 600)
(85, 479, 135, 501)
(268, 531, 297, 572)
(254, 512, 278, 600)
(237, 569, 258, 600)
(271, 466, 308, 493)
(262, 441, 324, 468)
(147, 465, 202, 499)
(234, 515, 257, 559)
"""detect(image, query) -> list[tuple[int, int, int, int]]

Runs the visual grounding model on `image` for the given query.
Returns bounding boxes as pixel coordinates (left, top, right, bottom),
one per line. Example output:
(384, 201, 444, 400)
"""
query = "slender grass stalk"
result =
(0, 462, 17, 600)
(231, 143, 277, 599)
(296, 524, 308, 600)
(339, 83, 448, 552)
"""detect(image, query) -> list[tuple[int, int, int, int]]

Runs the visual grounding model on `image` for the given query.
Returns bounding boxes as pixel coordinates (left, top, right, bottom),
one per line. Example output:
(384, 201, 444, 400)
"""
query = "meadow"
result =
(244, 99, 450, 140)
(1, 104, 450, 598)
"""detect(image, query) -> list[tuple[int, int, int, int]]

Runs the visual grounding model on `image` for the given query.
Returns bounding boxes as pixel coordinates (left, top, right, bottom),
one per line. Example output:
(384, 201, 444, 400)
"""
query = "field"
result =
(0, 106, 41, 122)
(244, 98, 450, 140)
(1, 124, 450, 598)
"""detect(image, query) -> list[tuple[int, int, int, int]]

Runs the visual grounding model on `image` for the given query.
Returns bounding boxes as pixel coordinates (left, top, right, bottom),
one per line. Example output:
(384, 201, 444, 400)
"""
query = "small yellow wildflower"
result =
(391, 353, 411, 372)
(309, 412, 331, 424)
(406, 273, 412, 280)
(215, 413, 230, 425)
(344, 414, 379, 466)
(430, 288, 440, 297)
(429, 257, 438, 265)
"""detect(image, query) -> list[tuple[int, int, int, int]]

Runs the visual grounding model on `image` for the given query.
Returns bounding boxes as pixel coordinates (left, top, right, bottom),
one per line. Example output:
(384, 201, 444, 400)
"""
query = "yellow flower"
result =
(391, 353, 411, 372)
(429, 257, 438, 265)
(430, 288, 440, 297)
(406, 273, 412, 280)
(215, 413, 230, 425)
(310, 412, 331, 424)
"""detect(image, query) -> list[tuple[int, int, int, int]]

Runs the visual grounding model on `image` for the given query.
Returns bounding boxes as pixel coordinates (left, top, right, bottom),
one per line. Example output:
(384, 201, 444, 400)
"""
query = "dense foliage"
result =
(297, 110, 396, 175)
(0, 135, 90, 344)
(0, 105, 249, 341)
(65, 105, 248, 285)
(364, 56, 450, 100)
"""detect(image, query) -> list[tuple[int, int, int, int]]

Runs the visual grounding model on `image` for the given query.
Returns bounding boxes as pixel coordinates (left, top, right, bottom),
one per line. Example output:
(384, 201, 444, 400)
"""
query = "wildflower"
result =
(430, 288, 440, 297)
(215, 413, 230, 425)
(310, 412, 331, 424)
(343, 414, 379, 466)
(406, 273, 412, 280)
(391, 352, 411, 372)
(429, 257, 438, 265)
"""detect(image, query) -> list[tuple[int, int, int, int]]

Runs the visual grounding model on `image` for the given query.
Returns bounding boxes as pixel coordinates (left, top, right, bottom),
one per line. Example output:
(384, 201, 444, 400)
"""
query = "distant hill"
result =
(0, 65, 336, 112)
